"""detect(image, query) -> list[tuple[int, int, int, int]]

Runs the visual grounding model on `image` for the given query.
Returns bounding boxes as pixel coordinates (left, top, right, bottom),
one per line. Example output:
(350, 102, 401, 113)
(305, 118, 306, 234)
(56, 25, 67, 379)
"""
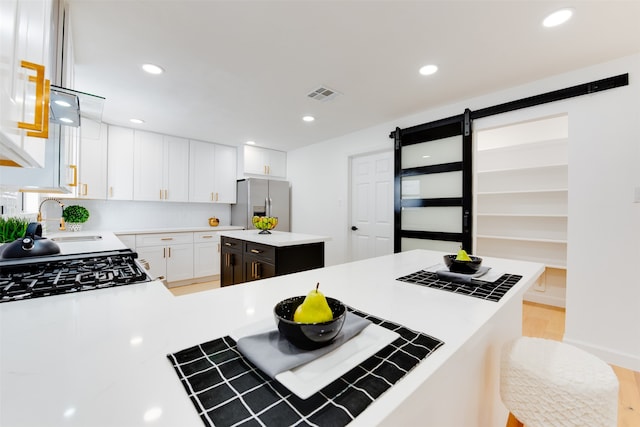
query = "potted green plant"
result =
(0, 217, 30, 243)
(62, 205, 90, 232)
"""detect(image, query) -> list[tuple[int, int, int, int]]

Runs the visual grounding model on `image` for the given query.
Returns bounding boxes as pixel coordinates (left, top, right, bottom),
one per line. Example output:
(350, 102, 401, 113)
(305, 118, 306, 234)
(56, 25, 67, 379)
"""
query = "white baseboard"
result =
(523, 289, 566, 308)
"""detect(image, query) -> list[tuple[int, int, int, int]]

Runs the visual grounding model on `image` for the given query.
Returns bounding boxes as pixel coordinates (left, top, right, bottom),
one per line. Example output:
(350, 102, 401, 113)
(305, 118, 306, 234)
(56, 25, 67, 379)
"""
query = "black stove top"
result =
(0, 249, 152, 303)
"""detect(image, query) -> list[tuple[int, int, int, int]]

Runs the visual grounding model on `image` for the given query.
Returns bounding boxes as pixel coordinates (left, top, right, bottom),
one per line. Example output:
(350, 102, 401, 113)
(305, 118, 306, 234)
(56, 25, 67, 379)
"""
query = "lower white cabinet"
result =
(193, 231, 220, 277)
(135, 232, 193, 283)
(121, 230, 223, 285)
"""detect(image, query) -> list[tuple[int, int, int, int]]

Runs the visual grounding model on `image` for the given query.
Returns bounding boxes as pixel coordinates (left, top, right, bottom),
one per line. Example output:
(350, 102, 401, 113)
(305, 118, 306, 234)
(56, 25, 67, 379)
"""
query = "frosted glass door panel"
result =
(402, 171, 462, 199)
(401, 238, 461, 253)
(402, 207, 462, 233)
(401, 136, 462, 168)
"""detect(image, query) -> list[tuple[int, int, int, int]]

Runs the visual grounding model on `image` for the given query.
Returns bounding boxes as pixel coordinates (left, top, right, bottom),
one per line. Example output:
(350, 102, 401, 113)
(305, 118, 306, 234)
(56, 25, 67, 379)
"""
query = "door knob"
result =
(351, 226, 358, 231)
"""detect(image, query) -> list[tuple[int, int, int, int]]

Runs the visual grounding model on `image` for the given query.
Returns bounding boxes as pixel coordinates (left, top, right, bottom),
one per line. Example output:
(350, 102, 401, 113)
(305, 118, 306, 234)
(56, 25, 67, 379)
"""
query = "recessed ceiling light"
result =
(543, 8, 573, 27)
(302, 115, 315, 122)
(419, 64, 438, 76)
(246, 140, 256, 145)
(142, 63, 164, 75)
(129, 118, 145, 124)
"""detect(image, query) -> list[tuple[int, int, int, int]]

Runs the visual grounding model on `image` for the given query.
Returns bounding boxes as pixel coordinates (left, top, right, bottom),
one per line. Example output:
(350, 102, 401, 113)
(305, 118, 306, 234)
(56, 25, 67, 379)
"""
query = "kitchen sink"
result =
(51, 235, 103, 242)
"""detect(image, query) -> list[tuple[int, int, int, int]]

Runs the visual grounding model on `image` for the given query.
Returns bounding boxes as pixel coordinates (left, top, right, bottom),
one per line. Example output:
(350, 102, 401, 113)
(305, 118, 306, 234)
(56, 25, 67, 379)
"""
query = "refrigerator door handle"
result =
(265, 197, 270, 217)
(268, 197, 273, 217)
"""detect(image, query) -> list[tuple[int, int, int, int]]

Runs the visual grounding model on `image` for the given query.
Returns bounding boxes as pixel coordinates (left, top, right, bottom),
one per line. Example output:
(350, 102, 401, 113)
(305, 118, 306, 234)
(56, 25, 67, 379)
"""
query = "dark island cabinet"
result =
(220, 236, 324, 286)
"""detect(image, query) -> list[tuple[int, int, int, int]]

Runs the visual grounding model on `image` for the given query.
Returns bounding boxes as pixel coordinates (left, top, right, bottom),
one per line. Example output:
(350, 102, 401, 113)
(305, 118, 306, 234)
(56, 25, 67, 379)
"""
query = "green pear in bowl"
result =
(293, 283, 333, 323)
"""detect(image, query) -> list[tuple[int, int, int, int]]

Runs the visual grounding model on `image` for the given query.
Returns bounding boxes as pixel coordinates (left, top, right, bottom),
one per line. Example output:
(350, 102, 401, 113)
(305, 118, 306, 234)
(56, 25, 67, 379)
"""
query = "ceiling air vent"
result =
(307, 86, 340, 102)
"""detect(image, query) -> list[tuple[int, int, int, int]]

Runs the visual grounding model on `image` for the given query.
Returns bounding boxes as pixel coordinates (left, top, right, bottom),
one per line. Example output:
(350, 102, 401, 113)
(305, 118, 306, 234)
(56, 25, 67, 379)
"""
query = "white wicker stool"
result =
(500, 337, 619, 427)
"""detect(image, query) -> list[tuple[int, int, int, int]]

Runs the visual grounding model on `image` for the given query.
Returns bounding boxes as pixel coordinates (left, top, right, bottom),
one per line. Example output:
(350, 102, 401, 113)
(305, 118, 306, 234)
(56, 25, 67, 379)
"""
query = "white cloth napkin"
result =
(236, 312, 371, 378)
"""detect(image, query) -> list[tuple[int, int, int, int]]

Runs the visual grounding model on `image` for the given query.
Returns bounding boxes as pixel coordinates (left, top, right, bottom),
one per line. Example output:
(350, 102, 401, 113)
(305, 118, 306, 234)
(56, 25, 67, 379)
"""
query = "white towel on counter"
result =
(236, 312, 371, 378)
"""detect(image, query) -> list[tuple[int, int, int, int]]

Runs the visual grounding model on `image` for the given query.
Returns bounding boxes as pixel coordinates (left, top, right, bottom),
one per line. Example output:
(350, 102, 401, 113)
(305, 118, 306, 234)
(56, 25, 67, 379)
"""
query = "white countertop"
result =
(40, 230, 128, 255)
(219, 229, 330, 246)
(0, 250, 543, 426)
(113, 226, 244, 235)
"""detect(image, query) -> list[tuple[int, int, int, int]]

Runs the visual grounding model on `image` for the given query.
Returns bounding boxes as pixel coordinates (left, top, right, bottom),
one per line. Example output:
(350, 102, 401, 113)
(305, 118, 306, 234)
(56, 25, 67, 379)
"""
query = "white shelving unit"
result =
(475, 115, 568, 307)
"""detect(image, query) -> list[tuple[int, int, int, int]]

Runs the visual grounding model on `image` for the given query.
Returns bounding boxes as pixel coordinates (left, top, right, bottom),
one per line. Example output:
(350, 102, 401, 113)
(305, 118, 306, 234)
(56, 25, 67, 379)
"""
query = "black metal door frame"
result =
(392, 109, 473, 253)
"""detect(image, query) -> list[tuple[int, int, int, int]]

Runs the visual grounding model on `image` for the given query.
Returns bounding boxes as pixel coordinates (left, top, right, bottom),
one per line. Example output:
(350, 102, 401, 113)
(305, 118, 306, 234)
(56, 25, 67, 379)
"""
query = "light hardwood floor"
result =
(169, 283, 639, 426)
(523, 301, 640, 427)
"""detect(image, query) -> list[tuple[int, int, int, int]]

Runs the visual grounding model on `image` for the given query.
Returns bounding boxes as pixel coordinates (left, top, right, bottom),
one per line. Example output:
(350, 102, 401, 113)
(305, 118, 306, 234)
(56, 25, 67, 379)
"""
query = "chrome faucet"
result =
(37, 198, 66, 231)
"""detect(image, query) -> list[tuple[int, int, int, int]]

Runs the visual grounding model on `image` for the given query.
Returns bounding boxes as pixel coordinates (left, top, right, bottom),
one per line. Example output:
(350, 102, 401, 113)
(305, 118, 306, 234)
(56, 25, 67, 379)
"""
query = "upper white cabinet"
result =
(243, 145, 286, 178)
(475, 114, 568, 307)
(77, 121, 108, 199)
(133, 131, 189, 202)
(0, 0, 54, 167)
(189, 140, 237, 203)
(107, 125, 134, 200)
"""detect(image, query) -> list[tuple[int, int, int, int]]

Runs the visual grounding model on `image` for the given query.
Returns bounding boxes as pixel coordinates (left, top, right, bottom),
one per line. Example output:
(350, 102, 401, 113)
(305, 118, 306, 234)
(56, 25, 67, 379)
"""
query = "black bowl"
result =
(443, 254, 483, 274)
(274, 296, 346, 350)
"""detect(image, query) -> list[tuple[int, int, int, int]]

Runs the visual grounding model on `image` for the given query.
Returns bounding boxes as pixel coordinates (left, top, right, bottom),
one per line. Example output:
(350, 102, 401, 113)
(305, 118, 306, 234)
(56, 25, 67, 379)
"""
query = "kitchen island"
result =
(0, 249, 543, 426)
(219, 229, 329, 286)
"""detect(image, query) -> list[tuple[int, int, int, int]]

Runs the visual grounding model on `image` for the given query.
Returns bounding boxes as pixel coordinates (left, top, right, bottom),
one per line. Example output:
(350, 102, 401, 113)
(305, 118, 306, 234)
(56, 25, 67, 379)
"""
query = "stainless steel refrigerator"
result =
(231, 178, 290, 231)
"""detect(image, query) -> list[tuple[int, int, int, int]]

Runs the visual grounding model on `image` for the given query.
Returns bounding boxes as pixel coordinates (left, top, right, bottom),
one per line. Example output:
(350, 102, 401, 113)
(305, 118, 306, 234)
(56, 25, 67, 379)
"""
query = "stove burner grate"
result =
(0, 250, 151, 303)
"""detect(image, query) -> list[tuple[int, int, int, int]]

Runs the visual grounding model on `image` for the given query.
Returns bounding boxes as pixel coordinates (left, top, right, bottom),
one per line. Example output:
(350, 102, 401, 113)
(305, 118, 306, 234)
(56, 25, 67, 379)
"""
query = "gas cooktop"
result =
(0, 249, 152, 303)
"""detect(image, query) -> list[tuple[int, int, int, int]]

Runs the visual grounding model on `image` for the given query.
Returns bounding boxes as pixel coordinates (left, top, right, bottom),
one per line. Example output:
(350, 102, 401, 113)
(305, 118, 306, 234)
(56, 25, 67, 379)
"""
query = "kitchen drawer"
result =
(245, 241, 275, 261)
(221, 236, 242, 251)
(135, 232, 193, 247)
(194, 231, 220, 242)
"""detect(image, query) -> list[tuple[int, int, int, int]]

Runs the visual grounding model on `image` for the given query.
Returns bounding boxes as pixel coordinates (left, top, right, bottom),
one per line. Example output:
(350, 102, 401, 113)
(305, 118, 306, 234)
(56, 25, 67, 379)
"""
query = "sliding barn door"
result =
(392, 110, 473, 253)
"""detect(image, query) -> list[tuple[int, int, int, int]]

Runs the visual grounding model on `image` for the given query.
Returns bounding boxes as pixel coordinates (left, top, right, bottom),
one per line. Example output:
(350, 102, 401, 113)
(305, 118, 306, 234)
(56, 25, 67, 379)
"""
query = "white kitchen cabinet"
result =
(107, 125, 134, 200)
(193, 231, 220, 277)
(135, 232, 193, 283)
(475, 114, 568, 307)
(189, 140, 237, 203)
(0, 0, 54, 167)
(77, 121, 107, 199)
(243, 145, 286, 178)
(134, 131, 189, 202)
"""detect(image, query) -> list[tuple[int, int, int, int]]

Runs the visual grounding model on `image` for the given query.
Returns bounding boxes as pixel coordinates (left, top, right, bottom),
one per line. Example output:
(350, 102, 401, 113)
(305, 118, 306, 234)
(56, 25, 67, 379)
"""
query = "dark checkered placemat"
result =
(167, 308, 444, 427)
(396, 270, 522, 302)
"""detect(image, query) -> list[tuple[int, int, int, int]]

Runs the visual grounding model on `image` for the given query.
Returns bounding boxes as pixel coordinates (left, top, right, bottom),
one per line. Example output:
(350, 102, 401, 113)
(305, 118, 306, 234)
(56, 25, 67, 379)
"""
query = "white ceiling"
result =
(67, 0, 640, 152)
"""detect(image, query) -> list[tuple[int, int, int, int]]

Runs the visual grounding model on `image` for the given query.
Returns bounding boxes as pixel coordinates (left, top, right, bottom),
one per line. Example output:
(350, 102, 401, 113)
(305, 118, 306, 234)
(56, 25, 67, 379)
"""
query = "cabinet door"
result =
(221, 247, 243, 286)
(164, 136, 189, 202)
(133, 130, 164, 201)
(244, 255, 275, 282)
(0, 0, 53, 167)
(266, 149, 287, 178)
(166, 243, 194, 282)
(78, 121, 107, 199)
(107, 126, 134, 200)
(243, 145, 266, 175)
(135, 246, 166, 281)
(214, 144, 237, 203)
(188, 140, 216, 202)
(194, 242, 220, 277)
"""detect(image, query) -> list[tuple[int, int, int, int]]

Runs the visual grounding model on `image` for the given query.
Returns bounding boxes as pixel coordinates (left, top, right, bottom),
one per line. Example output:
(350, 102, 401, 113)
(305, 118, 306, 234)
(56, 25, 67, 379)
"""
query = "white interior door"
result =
(350, 150, 394, 261)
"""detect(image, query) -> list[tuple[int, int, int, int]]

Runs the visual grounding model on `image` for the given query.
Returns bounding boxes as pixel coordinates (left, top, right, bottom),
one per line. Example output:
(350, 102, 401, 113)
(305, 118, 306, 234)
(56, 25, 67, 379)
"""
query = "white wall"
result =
(288, 53, 640, 371)
(38, 199, 231, 233)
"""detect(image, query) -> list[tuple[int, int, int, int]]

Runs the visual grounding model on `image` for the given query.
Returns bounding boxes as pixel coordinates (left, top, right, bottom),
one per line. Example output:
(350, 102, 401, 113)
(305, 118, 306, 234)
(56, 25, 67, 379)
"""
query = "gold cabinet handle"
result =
(160, 189, 163, 200)
(68, 165, 77, 187)
(109, 186, 114, 198)
(250, 249, 261, 254)
(163, 247, 166, 258)
(164, 189, 168, 200)
(17, 61, 50, 139)
(82, 183, 88, 196)
(224, 242, 232, 246)
(160, 237, 173, 241)
(201, 235, 213, 239)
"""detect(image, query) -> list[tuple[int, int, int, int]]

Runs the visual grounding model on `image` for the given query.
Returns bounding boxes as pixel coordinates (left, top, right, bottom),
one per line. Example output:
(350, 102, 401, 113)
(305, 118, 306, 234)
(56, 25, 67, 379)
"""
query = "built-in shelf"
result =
(475, 114, 568, 307)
